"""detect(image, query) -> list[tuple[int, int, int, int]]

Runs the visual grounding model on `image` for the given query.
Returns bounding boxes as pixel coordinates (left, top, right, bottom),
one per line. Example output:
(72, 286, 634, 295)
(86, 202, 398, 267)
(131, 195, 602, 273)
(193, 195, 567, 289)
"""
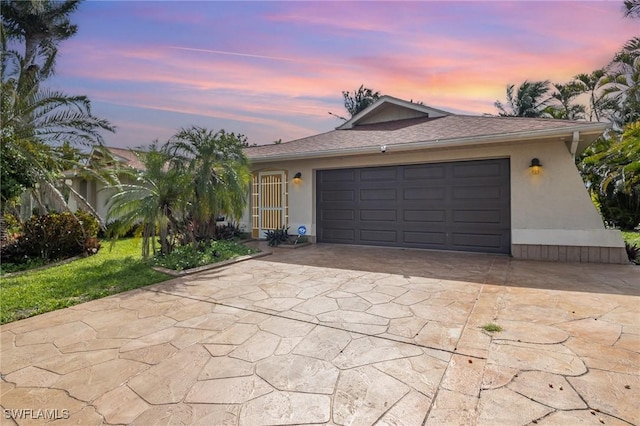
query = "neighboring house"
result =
(66, 146, 143, 223)
(242, 96, 626, 264)
(15, 146, 141, 222)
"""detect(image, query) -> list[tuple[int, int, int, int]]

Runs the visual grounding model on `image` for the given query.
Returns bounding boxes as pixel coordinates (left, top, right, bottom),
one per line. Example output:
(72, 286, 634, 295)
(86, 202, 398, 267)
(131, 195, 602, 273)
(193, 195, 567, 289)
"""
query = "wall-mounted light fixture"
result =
(292, 172, 302, 183)
(529, 158, 542, 175)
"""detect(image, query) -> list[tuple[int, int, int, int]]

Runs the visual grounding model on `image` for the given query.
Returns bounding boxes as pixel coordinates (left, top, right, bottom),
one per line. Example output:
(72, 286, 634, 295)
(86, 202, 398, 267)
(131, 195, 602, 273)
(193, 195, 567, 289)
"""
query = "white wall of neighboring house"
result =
(244, 137, 624, 258)
(67, 177, 130, 224)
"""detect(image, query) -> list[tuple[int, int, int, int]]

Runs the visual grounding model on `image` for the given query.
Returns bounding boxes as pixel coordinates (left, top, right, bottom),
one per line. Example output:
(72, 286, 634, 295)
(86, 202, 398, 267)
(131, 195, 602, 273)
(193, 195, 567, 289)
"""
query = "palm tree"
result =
(1, 0, 80, 88)
(342, 85, 381, 117)
(164, 126, 251, 242)
(544, 82, 586, 120)
(106, 144, 191, 258)
(1, 30, 114, 215)
(494, 80, 552, 117)
(624, 0, 640, 19)
(600, 37, 640, 127)
(579, 120, 640, 229)
(574, 69, 612, 122)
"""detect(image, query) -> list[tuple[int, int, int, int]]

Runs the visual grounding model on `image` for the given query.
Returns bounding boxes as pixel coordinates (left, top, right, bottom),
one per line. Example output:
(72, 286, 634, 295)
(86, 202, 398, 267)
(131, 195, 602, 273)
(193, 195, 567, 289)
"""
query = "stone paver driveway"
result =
(1, 244, 638, 425)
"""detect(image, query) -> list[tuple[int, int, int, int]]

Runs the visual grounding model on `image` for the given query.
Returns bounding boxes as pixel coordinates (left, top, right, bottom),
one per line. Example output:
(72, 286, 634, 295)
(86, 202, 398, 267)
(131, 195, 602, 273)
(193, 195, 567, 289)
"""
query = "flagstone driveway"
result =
(1, 244, 638, 425)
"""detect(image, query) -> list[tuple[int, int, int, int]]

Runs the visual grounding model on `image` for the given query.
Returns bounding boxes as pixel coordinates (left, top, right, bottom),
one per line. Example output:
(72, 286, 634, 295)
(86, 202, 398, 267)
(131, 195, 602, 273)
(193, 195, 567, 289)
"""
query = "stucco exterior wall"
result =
(245, 138, 625, 261)
(67, 177, 134, 224)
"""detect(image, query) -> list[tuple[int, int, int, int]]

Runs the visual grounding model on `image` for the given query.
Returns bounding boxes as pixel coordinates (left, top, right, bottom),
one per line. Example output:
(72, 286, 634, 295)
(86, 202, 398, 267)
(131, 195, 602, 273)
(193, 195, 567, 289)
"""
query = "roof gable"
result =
(336, 95, 452, 130)
(87, 146, 145, 171)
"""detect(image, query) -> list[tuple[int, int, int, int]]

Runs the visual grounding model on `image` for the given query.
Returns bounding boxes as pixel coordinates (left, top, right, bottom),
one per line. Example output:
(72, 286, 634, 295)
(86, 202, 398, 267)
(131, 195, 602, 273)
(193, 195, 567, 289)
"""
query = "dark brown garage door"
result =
(316, 158, 510, 254)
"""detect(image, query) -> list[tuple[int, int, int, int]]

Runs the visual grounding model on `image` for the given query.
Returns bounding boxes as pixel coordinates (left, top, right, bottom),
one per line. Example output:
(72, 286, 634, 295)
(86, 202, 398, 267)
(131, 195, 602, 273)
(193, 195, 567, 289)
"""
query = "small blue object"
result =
(297, 226, 307, 235)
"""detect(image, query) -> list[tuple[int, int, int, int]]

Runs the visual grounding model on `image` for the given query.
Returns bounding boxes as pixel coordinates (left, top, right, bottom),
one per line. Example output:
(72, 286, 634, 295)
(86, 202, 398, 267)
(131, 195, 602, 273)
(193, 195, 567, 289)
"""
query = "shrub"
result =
(2, 211, 100, 263)
(151, 240, 256, 271)
(264, 226, 290, 246)
(214, 222, 247, 241)
(2, 213, 22, 237)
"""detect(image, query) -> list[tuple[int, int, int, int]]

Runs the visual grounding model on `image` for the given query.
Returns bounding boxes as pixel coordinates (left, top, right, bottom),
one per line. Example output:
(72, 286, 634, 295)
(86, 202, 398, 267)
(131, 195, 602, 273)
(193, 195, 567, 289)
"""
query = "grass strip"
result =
(0, 239, 169, 324)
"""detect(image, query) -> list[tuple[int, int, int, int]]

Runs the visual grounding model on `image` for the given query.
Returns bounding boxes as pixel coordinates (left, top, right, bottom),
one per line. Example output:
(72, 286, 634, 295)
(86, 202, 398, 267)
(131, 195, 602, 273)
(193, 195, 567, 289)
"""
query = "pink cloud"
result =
(56, 1, 637, 148)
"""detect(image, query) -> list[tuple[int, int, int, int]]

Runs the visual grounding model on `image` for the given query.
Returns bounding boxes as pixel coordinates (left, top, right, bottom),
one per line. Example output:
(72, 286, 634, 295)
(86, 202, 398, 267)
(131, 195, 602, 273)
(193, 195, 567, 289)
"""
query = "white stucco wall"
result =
(67, 177, 132, 224)
(245, 138, 624, 249)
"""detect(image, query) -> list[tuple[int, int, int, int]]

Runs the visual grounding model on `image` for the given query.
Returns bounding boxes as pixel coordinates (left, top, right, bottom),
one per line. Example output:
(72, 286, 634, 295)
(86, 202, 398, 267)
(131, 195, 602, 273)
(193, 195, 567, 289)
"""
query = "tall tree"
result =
(600, 37, 640, 127)
(165, 127, 251, 242)
(1, 33, 113, 212)
(544, 82, 586, 120)
(624, 0, 640, 18)
(106, 143, 191, 257)
(1, 0, 80, 87)
(575, 3, 640, 231)
(574, 69, 612, 121)
(494, 80, 551, 117)
(342, 85, 381, 117)
(0, 0, 113, 216)
(579, 120, 640, 230)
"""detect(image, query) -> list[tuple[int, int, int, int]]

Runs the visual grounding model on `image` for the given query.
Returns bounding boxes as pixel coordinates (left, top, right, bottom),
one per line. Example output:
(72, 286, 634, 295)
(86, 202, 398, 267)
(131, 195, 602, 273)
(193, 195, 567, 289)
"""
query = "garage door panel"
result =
(403, 231, 447, 245)
(360, 168, 398, 181)
(321, 209, 354, 221)
(451, 233, 503, 249)
(403, 187, 446, 200)
(320, 189, 355, 202)
(403, 209, 446, 222)
(321, 169, 355, 183)
(452, 185, 502, 200)
(452, 162, 502, 178)
(360, 229, 397, 243)
(403, 165, 446, 180)
(360, 188, 397, 201)
(360, 209, 397, 221)
(317, 159, 510, 254)
(453, 210, 503, 224)
(321, 228, 355, 242)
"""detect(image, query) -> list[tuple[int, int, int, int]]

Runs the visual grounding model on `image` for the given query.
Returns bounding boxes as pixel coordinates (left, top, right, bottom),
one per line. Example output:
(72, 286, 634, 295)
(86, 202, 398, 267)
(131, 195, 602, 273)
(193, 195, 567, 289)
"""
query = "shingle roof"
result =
(87, 146, 145, 171)
(105, 147, 145, 170)
(246, 114, 607, 161)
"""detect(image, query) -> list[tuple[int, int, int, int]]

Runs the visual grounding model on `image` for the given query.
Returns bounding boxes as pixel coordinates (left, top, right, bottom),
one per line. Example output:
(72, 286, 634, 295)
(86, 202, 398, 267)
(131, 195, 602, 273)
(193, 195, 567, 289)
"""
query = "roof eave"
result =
(248, 122, 608, 163)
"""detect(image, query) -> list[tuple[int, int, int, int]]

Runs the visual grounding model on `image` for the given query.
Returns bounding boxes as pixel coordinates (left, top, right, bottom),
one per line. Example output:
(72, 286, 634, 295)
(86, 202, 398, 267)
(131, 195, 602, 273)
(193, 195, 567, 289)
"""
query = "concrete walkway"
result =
(1, 244, 638, 425)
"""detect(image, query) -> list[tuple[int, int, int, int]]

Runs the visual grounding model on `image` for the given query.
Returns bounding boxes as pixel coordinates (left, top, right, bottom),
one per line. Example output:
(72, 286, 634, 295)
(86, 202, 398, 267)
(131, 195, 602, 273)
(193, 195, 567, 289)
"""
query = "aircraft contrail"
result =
(167, 46, 311, 64)
(167, 46, 347, 67)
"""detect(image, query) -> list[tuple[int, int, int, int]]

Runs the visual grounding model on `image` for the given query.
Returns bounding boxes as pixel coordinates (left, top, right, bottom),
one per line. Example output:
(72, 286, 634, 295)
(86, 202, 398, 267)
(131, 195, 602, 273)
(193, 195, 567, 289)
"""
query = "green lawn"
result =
(0, 239, 170, 324)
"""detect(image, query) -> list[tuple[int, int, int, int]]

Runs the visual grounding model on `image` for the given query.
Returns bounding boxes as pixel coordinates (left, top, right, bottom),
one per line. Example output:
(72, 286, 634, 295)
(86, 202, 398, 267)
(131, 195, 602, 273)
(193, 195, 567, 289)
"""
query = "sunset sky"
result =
(49, 1, 638, 148)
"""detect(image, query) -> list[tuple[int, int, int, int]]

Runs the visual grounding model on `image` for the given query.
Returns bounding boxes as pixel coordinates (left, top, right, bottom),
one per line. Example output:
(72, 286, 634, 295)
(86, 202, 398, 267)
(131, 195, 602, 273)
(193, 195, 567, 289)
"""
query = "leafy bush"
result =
(264, 226, 290, 246)
(214, 222, 247, 241)
(151, 240, 256, 271)
(1, 211, 100, 264)
(2, 213, 22, 236)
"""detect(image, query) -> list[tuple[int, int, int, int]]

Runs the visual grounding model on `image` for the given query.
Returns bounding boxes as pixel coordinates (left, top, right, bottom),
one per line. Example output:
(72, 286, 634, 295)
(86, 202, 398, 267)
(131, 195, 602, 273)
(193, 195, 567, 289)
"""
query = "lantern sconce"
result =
(292, 172, 302, 184)
(529, 158, 542, 175)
